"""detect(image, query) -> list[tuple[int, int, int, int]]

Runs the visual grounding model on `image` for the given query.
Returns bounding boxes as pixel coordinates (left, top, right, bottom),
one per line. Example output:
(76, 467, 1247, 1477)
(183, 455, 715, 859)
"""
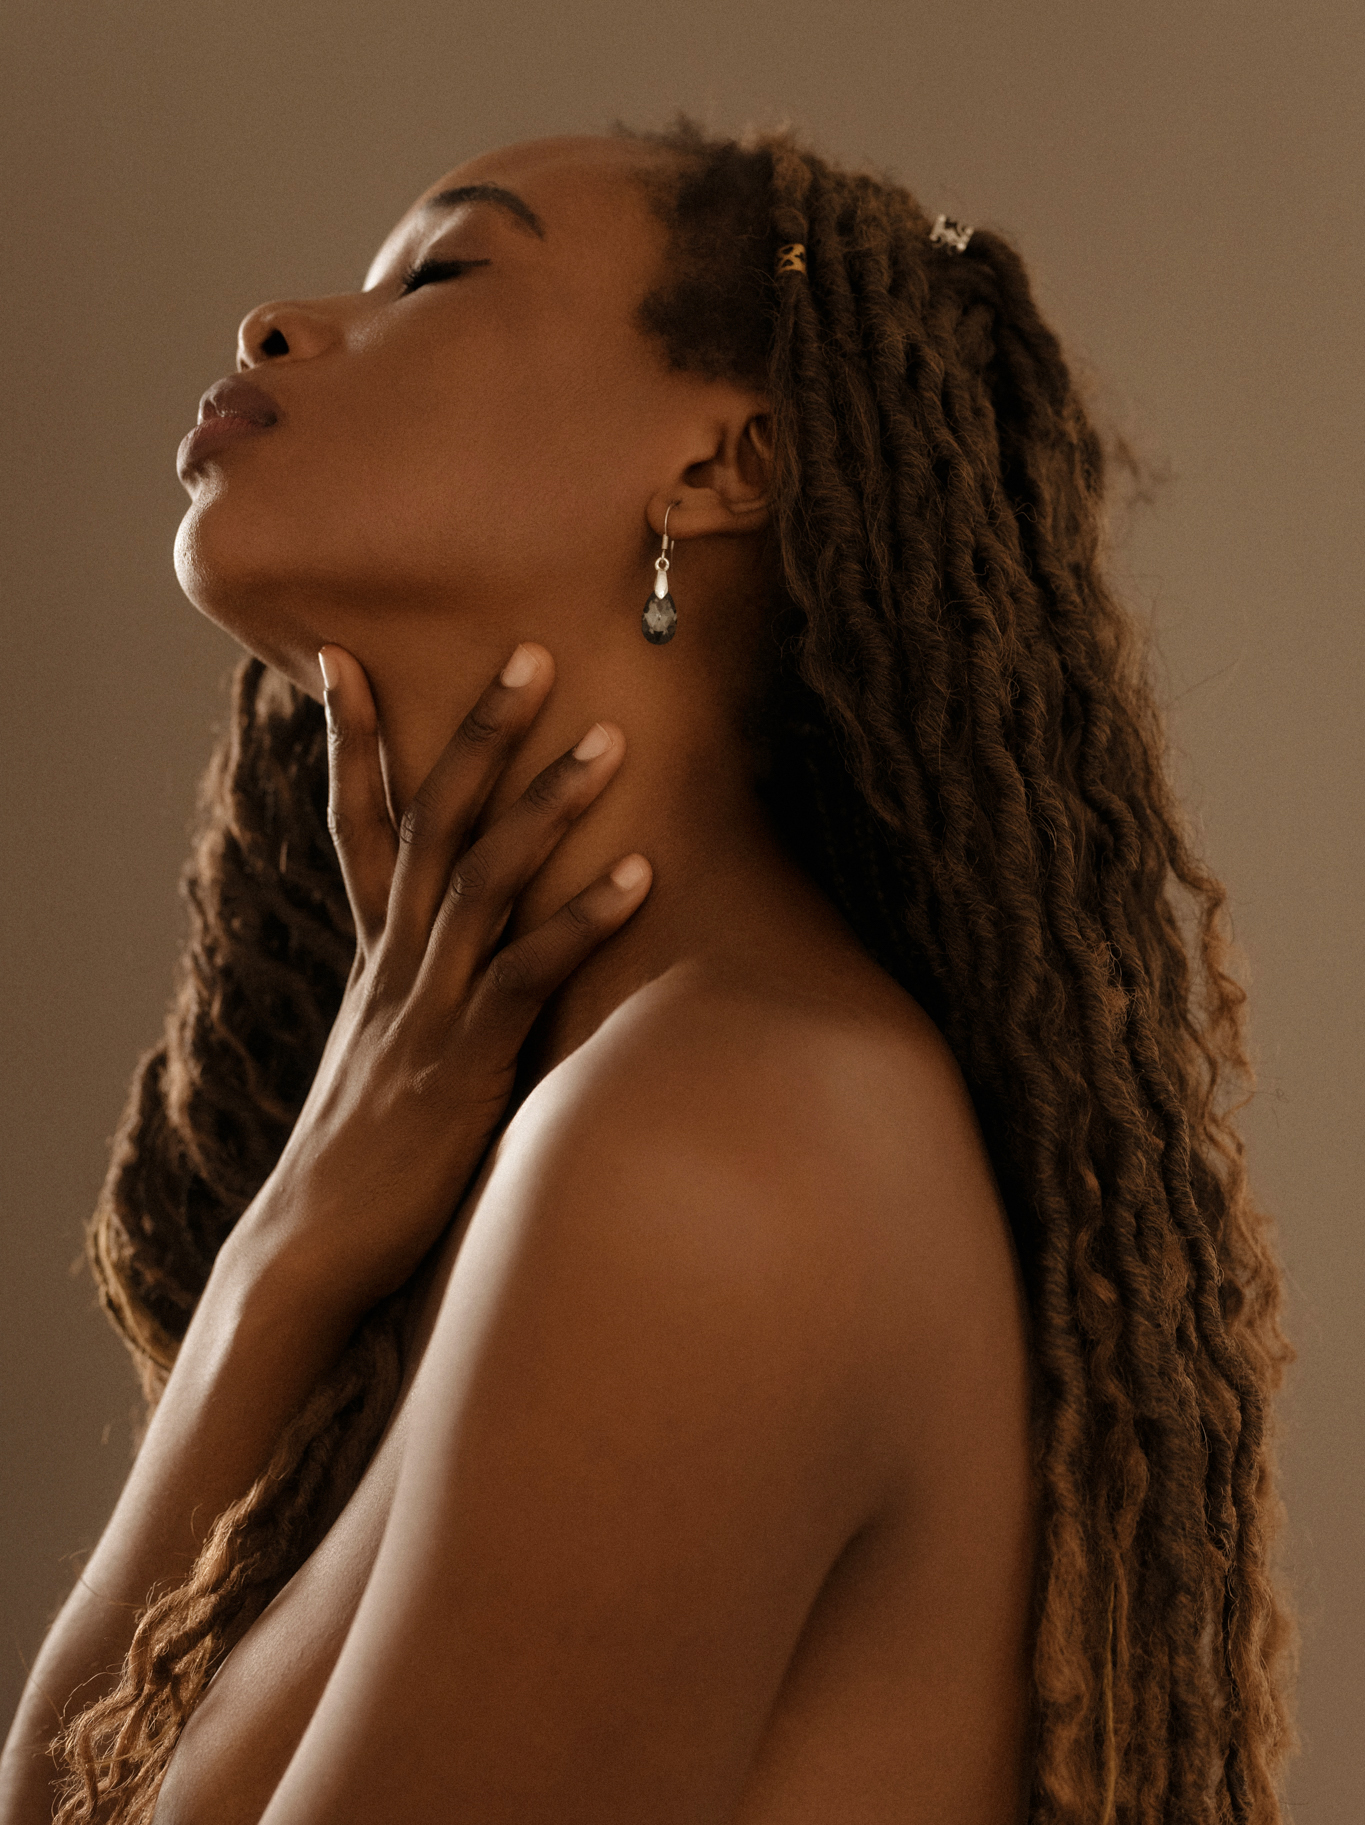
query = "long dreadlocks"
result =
(54, 119, 1295, 1824)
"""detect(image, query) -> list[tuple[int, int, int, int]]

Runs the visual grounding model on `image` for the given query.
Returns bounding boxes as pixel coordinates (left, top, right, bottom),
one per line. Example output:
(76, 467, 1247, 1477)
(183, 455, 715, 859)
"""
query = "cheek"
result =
(350, 319, 655, 575)
(173, 310, 662, 625)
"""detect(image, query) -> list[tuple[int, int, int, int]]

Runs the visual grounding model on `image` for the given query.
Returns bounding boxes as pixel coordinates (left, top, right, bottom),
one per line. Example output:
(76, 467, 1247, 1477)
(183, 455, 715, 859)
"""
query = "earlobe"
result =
(646, 486, 769, 542)
(721, 492, 771, 533)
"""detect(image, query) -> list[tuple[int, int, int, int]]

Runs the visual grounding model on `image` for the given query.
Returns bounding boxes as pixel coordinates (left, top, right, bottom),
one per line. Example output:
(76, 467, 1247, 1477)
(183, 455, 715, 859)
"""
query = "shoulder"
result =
(275, 984, 1020, 1821)
(510, 957, 1009, 1280)
(463, 958, 1022, 1468)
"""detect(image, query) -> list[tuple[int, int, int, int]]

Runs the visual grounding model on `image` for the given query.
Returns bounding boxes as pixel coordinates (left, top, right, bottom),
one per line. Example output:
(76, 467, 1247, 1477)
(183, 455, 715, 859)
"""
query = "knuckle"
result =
(326, 805, 351, 846)
(561, 894, 597, 938)
(363, 957, 402, 1008)
(398, 780, 440, 848)
(398, 1055, 445, 1103)
(523, 764, 568, 816)
(486, 943, 539, 1002)
(457, 702, 504, 749)
(448, 853, 490, 904)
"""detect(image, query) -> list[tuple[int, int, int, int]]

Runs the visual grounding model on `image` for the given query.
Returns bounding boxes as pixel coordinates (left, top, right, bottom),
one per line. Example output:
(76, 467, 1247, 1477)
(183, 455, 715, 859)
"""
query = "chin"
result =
(174, 504, 324, 700)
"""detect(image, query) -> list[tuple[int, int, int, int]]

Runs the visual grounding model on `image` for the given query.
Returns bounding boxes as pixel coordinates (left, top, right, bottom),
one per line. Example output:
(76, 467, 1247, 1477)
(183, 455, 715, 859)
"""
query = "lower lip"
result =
(177, 412, 277, 473)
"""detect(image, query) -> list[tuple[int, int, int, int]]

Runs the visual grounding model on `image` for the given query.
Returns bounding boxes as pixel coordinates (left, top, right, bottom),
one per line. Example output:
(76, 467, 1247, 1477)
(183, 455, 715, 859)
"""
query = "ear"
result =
(647, 395, 774, 542)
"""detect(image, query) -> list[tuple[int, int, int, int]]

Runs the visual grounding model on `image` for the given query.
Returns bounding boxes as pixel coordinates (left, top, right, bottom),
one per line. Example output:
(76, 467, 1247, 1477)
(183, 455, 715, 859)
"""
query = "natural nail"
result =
(500, 645, 541, 689)
(573, 723, 612, 762)
(611, 855, 649, 892)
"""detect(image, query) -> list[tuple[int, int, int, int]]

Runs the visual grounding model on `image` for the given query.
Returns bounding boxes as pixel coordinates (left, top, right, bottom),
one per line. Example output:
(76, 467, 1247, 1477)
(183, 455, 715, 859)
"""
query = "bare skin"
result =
(0, 136, 1036, 1823)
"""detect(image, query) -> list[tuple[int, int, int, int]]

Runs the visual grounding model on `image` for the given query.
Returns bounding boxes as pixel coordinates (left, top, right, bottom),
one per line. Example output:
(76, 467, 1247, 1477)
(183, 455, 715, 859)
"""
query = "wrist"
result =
(212, 1182, 368, 1341)
(213, 1165, 408, 1341)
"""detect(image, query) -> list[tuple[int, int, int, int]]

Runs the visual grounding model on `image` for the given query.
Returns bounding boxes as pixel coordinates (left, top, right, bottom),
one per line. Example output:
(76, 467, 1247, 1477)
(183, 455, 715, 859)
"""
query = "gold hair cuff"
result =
(776, 242, 807, 275)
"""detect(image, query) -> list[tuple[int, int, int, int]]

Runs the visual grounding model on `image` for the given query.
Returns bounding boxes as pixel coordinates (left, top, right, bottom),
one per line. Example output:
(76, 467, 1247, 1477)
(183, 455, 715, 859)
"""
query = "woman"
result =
(0, 121, 1293, 1824)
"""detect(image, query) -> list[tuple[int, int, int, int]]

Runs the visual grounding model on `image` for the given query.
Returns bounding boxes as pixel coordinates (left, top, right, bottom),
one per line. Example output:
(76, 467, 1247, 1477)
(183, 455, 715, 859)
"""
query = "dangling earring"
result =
(641, 501, 680, 644)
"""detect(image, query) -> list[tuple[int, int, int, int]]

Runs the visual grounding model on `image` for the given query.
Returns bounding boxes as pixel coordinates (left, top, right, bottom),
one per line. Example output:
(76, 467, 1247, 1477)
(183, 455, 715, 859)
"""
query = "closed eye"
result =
(398, 257, 491, 296)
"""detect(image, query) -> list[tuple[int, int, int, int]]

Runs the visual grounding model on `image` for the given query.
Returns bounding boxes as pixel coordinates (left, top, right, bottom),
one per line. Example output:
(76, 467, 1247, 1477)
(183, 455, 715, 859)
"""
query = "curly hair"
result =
(53, 118, 1296, 1823)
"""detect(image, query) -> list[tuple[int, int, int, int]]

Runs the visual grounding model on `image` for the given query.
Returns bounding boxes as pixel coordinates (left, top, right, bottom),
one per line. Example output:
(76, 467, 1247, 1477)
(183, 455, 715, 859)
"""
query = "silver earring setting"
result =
(642, 502, 680, 645)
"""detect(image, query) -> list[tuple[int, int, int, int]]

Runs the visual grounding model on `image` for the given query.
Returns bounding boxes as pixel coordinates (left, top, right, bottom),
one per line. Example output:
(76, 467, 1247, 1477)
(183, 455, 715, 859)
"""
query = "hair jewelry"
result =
(775, 242, 807, 275)
(928, 214, 974, 253)
(642, 501, 681, 645)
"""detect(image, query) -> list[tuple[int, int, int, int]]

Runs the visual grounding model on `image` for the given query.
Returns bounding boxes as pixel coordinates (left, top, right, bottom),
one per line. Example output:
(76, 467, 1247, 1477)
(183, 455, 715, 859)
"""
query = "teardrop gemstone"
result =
(642, 590, 677, 644)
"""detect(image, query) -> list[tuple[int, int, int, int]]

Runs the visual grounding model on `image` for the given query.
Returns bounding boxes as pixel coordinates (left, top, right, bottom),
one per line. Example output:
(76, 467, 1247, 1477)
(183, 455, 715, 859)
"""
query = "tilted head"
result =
(174, 132, 777, 716)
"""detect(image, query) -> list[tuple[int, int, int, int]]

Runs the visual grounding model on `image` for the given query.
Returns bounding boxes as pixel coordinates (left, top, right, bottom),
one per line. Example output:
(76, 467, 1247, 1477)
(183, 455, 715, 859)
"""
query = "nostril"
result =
(260, 327, 289, 358)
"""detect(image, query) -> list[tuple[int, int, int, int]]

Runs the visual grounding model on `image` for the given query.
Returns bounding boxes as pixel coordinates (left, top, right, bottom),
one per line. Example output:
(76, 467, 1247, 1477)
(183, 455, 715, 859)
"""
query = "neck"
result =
(356, 589, 824, 1093)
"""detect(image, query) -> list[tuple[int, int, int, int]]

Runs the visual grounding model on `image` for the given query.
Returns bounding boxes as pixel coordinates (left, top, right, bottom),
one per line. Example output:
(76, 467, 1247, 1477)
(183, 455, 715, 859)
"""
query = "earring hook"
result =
(662, 500, 680, 548)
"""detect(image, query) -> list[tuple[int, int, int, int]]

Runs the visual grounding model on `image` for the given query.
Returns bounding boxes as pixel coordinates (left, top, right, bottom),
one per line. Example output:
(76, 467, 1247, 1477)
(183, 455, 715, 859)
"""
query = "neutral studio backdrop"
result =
(2, 0, 1360, 1815)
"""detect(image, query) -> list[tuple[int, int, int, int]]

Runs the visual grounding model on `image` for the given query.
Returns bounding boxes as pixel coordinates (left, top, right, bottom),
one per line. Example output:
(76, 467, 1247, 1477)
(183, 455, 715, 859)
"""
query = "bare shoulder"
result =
(479, 947, 1028, 1484)
(519, 950, 1016, 1289)
(270, 962, 1031, 1822)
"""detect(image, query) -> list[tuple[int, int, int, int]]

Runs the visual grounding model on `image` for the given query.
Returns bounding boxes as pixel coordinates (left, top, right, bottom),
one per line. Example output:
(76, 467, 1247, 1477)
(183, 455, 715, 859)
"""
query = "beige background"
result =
(2, 0, 1360, 1815)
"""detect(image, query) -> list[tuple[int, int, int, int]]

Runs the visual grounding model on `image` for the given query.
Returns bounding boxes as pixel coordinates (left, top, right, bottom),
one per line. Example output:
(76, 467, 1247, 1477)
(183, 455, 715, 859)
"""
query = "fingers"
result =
(420, 720, 628, 998)
(385, 643, 556, 956)
(465, 854, 654, 1051)
(320, 645, 397, 947)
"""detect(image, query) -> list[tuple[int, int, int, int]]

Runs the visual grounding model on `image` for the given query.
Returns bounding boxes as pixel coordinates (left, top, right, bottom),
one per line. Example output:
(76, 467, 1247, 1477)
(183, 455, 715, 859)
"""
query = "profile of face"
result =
(174, 135, 774, 715)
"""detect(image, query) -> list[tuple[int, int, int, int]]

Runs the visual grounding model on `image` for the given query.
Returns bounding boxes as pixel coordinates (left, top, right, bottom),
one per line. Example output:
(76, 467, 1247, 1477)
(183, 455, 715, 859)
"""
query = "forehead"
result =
(367, 136, 674, 289)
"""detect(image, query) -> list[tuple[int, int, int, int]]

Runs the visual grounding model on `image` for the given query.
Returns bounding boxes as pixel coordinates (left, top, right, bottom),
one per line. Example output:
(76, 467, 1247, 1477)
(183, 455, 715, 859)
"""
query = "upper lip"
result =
(197, 375, 280, 427)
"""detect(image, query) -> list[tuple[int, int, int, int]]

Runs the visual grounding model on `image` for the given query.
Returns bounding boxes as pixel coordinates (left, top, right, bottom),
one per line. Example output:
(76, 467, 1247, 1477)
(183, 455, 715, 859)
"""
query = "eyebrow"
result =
(421, 183, 545, 239)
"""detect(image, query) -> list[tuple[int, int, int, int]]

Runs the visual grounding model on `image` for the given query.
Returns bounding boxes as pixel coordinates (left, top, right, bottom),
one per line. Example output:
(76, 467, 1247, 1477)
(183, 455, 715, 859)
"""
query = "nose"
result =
(236, 298, 341, 371)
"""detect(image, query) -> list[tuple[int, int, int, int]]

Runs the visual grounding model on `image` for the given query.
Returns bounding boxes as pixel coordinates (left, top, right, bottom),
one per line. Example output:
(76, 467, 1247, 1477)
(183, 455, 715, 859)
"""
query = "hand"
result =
(231, 641, 651, 1318)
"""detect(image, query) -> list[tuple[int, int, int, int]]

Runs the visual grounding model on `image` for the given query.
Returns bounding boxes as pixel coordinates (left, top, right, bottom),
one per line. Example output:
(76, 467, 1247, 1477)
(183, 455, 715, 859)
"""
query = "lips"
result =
(199, 375, 280, 428)
(178, 375, 281, 475)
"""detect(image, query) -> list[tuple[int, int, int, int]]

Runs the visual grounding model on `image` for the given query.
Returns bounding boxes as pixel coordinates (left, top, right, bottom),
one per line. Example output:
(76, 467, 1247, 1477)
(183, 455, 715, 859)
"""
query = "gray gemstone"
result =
(642, 590, 677, 644)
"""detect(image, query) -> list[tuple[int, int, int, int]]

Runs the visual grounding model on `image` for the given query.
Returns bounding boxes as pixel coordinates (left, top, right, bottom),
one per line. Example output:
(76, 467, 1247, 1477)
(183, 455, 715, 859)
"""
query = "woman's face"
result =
(175, 136, 726, 695)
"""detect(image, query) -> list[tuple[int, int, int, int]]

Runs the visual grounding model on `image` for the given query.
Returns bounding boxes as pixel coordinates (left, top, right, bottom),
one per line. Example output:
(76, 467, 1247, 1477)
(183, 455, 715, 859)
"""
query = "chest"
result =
(150, 1130, 1035, 1825)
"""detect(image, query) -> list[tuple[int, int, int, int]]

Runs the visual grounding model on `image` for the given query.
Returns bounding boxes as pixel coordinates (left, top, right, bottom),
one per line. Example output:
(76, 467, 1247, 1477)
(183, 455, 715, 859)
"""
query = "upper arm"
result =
(257, 1009, 1010, 1825)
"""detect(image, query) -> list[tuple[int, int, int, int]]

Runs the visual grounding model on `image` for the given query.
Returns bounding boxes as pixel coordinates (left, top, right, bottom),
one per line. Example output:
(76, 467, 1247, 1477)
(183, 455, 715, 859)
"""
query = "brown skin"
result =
(0, 137, 1036, 1824)
(174, 134, 789, 1013)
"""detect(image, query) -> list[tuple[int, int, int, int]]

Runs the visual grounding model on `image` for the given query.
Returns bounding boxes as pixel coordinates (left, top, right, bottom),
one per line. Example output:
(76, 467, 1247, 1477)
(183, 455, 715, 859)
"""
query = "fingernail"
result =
(317, 647, 339, 691)
(500, 644, 541, 689)
(573, 723, 611, 762)
(611, 855, 648, 891)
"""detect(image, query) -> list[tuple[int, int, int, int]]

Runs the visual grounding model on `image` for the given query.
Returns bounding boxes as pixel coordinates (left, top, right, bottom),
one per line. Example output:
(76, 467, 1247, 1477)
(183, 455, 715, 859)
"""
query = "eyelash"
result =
(397, 257, 490, 295)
